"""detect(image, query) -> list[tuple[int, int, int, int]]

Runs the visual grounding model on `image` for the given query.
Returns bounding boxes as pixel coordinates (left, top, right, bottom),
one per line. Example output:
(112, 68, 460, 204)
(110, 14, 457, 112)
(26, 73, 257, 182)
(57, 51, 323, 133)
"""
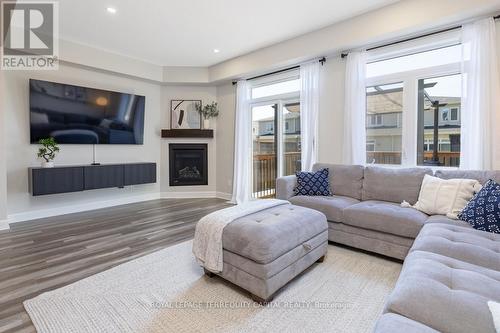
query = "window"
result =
(366, 42, 462, 167)
(263, 122, 274, 134)
(251, 78, 300, 99)
(250, 71, 301, 198)
(366, 82, 403, 165)
(417, 74, 461, 167)
(367, 44, 462, 78)
(442, 109, 449, 121)
(369, 114, 383, 126)
(366, 140, 375, 152)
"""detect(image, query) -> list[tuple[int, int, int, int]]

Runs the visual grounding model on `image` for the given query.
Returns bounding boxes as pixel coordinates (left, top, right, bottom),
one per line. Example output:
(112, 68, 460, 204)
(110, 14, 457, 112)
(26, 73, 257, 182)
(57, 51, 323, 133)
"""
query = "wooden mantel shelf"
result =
(161, 129, 214, 138)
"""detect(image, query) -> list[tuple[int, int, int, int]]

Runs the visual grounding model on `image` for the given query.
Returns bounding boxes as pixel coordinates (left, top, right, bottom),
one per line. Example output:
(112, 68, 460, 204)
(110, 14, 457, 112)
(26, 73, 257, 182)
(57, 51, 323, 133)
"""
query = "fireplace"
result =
(169, 144, 208, 186)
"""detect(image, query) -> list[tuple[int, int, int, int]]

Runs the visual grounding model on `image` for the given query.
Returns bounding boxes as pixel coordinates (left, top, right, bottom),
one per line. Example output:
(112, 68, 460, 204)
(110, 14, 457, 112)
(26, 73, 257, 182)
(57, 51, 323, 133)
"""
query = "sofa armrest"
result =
(276, 175, 297, 200)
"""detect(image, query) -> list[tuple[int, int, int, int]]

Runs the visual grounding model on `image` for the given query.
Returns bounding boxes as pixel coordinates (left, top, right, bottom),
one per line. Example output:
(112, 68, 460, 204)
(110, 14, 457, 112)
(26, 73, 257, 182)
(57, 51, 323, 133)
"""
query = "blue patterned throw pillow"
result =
(458, 179, 500, 234)
(294, 168, 332, 196)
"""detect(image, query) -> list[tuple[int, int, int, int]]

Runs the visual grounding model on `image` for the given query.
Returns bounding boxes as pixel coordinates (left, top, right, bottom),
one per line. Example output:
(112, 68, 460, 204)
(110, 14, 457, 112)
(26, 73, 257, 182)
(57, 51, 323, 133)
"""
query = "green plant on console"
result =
(37, 137, 60, 162)
(197, 101, 220, 119)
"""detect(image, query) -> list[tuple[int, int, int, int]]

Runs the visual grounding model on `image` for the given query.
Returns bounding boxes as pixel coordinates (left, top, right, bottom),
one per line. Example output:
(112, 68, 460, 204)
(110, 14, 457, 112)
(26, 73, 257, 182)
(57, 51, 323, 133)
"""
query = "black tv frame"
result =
(29, 79, 146, 145)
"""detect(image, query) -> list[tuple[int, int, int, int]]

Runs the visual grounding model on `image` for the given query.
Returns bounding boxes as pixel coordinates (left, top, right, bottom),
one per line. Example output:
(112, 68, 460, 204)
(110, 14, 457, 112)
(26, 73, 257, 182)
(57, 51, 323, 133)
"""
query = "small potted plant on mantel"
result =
(37, 137, 60, 168)
(197, 101, 219, 129)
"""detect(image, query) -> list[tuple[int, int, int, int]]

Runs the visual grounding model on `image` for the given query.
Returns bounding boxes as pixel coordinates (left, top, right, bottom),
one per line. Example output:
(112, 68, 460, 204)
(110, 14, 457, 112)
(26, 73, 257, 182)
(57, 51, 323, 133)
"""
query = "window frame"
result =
(450, 107, 459, 121)
(249, 69, 301, 183)
(366, 47, 461, 168)
(250, 70, 300, 104)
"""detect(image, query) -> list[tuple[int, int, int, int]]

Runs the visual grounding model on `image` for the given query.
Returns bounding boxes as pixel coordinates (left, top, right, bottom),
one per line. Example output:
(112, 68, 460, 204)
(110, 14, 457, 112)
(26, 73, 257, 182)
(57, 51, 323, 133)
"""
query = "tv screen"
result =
(30, 79, 145, 144)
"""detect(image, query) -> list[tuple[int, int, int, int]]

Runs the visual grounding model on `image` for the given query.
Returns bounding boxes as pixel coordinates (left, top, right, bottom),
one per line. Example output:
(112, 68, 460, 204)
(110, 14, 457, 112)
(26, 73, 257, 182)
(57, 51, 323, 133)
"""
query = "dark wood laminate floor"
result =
(0, 198, 230, 333)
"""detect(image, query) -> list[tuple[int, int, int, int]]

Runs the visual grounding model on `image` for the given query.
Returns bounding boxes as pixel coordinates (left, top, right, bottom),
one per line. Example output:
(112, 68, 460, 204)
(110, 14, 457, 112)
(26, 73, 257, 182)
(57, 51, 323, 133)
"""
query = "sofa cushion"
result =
(222, 204, 327, 264)
(459, 179, 500, 233)
(294, 168, 331, 196)
(328, 222, 414, 260)
(362, 166, 432, 204)
(435, 169, 500, 185)
(374, 313, 439, 333)
(410, 223, 500, 271)
(413, 174, 481, 219)
(288, 195, 359, 222)
(313, 163, 364, 200)
(424, 215, 472, 228)
(342, 201, 428, 238)
(384, 250, 500, 333)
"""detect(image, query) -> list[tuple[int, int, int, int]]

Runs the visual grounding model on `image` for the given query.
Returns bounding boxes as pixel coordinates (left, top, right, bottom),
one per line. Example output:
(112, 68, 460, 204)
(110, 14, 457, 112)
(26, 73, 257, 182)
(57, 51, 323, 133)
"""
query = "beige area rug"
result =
(24, 241, 402, 333)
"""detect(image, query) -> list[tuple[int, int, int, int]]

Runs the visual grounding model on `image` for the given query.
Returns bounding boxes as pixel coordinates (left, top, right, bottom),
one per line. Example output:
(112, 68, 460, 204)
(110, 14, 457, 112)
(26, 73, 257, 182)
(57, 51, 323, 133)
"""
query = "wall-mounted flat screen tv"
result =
(30, 79, 145, 144)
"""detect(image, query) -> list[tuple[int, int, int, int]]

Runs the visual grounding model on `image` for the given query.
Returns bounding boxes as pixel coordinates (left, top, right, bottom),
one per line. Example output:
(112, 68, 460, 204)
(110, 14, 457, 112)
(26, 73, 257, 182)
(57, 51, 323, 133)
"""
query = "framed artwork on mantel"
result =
(170, 100, 202, 129)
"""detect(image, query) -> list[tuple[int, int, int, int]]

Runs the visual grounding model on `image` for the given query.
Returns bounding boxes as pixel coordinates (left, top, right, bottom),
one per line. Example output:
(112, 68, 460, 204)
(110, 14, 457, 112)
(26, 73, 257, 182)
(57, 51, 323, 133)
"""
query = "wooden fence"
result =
(253, 152, 301, 198)
(367, 151, 460, 166)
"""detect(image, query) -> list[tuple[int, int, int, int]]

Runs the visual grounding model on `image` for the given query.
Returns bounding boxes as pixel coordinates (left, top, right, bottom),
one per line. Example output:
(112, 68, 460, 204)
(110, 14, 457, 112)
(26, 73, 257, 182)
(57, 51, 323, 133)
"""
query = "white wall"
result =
(0, 69, 7, 228)
(215, 83, 236, 196)
(496, 21, 500, 168)
(3, 64, 163, 220)
(160, 85, 218, 196)
(3, 68, 222, 222)
(317, 58, 346, 164)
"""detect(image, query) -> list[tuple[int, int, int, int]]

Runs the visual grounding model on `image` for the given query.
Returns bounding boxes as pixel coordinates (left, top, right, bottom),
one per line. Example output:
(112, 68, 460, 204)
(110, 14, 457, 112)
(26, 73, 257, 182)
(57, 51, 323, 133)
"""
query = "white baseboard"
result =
(6, 190, 234, 225)
(0, 219, 9, 231)
(160, 191, 217, 199)
(216, 192, 232, 201)
(7, 192, 161, 224)
(160, 191, 232, 200)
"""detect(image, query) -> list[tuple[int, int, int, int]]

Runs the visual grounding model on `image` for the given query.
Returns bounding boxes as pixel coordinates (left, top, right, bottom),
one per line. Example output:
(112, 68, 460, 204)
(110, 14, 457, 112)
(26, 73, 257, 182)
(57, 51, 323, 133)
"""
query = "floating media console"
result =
(29, 163, 156, 196)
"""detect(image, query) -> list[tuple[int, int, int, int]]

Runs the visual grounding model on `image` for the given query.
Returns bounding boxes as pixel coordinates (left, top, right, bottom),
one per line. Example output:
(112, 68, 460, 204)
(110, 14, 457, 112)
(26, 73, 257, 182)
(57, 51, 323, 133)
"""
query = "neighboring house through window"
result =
(365, 36, 463, 167)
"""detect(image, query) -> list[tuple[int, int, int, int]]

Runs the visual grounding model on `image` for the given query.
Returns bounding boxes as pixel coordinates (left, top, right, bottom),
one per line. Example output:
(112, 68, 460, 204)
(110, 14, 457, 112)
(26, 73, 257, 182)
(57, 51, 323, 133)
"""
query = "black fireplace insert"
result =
(169, 143, 208, 186)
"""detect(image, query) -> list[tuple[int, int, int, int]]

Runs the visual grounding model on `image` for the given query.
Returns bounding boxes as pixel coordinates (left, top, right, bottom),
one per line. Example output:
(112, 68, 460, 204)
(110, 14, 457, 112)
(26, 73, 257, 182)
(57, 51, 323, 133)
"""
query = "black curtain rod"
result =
(232, 57, 326, 85)
(341, 14, 500, 58)
(246, 65, 299, 82)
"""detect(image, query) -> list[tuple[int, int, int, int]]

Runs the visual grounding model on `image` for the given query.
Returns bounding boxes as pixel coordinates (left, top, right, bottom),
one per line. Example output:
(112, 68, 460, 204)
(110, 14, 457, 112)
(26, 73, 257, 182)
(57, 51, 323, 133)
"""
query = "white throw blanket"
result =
(192, 199, 289, 273)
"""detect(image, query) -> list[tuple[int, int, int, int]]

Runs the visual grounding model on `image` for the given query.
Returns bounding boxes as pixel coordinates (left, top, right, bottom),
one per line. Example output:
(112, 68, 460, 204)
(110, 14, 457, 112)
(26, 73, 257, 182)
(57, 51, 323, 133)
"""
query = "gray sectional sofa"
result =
(276, 163, 471, 260)
(276, 164, 500, 333)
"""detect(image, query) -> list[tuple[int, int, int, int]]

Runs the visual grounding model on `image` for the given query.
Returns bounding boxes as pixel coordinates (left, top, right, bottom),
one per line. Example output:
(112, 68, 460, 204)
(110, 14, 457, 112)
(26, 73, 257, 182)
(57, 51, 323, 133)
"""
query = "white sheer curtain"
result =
(300, 62, 320, 171)
(460, 18, 500, 170)
(230, 80, 252, 204)
(343, 51, 368, 165)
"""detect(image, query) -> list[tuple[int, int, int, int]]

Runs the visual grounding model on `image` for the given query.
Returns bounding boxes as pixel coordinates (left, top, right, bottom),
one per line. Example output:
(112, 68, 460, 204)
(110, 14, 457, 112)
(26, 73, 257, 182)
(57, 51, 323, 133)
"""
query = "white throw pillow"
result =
(489, 301, 500, 333)
(413, 174, 482, 219)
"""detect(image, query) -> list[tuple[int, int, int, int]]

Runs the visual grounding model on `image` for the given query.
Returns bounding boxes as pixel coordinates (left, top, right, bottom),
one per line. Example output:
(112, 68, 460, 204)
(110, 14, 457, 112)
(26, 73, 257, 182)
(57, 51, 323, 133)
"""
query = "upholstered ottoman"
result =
(205, 204, 328, 302)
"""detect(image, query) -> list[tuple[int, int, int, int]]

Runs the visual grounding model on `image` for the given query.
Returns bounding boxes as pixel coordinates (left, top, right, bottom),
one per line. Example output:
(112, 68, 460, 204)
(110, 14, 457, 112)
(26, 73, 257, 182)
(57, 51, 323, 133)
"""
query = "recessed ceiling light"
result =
(213, 49, 220, 53)
(106, 7, 117, 14)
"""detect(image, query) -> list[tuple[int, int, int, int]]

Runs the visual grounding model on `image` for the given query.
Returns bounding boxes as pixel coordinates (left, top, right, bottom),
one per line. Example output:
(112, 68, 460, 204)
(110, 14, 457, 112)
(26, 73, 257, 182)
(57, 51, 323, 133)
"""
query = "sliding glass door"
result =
(252, 103, 277, 198)
(252, 100, 300, 198)
(282, 101, 301, 176)
(250, 71, 301, 199)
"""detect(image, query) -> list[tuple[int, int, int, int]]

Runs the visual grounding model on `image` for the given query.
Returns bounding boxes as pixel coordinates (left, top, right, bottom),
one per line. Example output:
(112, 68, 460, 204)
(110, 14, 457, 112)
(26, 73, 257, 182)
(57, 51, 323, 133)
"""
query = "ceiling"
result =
(59, 0, 400, 67)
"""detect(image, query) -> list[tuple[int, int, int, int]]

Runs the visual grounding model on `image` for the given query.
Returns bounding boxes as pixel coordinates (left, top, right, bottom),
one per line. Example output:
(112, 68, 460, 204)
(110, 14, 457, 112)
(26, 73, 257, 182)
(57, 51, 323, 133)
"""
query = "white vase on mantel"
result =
(41, 161, 54, 168)
(203, 119, 210, 129)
